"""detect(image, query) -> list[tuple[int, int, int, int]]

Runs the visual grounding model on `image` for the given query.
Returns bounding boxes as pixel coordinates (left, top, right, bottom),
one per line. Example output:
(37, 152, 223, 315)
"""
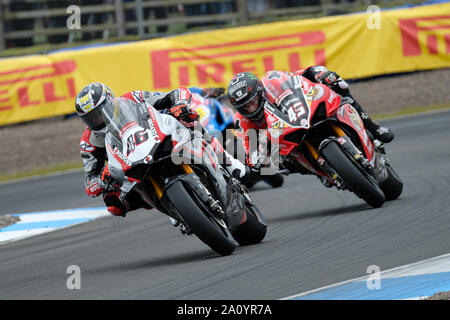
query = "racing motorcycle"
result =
(257, 72, 403, 208)
(190, 88, 284, 189)
(101, 97, 267, 256)
(189, 87, 236, 139)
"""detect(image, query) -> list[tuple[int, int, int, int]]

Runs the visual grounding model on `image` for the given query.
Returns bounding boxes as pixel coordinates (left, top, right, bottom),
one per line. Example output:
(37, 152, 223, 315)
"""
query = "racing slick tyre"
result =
(165, 180, 235, 256)
(321, 141, 385, 208)
(380, 165, 403, 201)
(231, 201, 267, 246)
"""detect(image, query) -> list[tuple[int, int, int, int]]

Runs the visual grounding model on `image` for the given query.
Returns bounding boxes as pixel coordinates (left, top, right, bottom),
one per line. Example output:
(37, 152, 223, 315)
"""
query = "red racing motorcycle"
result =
(259, 71, 403, 208)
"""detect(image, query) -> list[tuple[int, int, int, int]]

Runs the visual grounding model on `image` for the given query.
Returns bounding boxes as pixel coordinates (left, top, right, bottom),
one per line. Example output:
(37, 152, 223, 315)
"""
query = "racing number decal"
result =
(134, 130, 149, 145)
(127, 130, 149, 156)
(287, 103, 306, 122)
(127, 135, 136, 156)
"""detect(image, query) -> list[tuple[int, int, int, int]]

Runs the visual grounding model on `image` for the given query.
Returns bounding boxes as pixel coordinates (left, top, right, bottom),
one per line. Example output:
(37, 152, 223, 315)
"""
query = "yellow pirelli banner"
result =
(0, 2, 449, 126)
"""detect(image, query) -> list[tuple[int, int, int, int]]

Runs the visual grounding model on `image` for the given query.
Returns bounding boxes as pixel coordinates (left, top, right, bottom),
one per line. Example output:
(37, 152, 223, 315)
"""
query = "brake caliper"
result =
(317, 155, 345, 189)
(335, 136, 374, 171)
(192, 175, 226, 219)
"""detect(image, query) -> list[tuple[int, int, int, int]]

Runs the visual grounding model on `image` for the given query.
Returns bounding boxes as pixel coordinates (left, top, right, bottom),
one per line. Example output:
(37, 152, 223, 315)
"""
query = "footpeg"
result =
(180, 224, 191, 235)
(170, 217, 191, 235)
(208, 198, 225, 219)
(169, 217, 179, 227)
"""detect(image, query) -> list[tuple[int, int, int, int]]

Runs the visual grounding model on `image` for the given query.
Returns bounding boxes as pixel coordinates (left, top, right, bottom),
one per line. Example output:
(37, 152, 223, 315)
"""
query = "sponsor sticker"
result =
(113, 147, 132, 166)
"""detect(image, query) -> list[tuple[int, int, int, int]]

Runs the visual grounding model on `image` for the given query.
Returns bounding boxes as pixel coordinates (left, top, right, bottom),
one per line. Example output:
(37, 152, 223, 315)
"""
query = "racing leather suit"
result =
(233, 66, 382, 169)
(80, 88, 245, 216)
(80, 88, 191, 198)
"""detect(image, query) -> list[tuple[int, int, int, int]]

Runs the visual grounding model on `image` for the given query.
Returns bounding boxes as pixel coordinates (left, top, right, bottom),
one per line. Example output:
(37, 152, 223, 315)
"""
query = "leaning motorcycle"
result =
(101, 97, 267, 256)
(191, 91, 284, 189)
(253, 72, 403, 208)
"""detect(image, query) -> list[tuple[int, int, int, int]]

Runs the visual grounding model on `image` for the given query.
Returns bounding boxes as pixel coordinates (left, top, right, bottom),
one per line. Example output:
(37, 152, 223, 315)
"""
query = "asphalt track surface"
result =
(1, 110, 449, 300)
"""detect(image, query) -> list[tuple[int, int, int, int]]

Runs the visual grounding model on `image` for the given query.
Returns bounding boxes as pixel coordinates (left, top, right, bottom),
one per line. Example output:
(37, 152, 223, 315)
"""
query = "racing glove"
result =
(316, 70, 339, 85)
(100, 165, 127, 216)
(168, 101, 199, 128)
(85, 166, 117, 197)
(100, 165, 119, 192)
(315, 69, 350, 96)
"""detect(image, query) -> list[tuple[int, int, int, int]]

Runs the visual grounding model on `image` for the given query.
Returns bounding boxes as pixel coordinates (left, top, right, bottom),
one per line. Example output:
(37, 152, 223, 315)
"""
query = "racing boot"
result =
(209, 136, 249, 179)
(104, 190, 152, 217)
(352, 100, 395, 143)
(317, 70, 395, 144)
(224, 150, 250, 179)
(359, 111, 395, 143)
(104, 191, 127, 217)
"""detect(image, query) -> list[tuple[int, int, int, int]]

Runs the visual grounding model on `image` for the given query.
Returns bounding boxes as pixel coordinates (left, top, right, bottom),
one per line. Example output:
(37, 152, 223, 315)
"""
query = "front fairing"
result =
(102, 97, 181, 182)
(263, 76, 342, 154)
(335, 103, 375, 161)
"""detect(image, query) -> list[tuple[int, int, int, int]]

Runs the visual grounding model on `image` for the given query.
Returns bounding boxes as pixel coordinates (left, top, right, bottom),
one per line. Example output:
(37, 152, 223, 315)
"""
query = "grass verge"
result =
(372, 104, 450, 121)
(0, 162, 82, 183)
(0, 215, 21, 229)
(422, 291, 450, 300)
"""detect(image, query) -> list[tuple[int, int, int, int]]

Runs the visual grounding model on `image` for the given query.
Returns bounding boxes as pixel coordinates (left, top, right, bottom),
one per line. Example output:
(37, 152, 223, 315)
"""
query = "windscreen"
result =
(101, 97, 141, 140)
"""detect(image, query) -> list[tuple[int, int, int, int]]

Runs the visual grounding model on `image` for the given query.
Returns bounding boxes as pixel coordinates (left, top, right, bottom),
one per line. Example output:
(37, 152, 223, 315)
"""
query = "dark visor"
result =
(81, 106, 105, 130)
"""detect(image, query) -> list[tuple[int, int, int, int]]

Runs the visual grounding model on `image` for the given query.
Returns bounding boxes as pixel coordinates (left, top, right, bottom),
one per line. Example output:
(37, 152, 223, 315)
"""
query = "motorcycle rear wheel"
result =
(380, 165, 403, 201)
(321, 141, 385, 208)
(231, 201, 267, 246)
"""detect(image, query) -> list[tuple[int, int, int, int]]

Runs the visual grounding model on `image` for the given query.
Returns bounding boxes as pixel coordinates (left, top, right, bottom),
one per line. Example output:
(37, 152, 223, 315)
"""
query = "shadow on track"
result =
(85, 248, 222, 274)
(266, 203, 371, 224)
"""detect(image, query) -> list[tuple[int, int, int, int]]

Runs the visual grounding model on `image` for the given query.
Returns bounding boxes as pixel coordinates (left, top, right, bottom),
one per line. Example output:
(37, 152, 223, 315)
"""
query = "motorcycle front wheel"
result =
(321, 141, 385, 208)
(165, 180, 236, 256)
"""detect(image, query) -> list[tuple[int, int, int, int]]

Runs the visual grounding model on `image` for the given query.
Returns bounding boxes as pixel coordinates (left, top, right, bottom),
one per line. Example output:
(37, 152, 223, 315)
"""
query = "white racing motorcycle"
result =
(101, 97, 267, 256)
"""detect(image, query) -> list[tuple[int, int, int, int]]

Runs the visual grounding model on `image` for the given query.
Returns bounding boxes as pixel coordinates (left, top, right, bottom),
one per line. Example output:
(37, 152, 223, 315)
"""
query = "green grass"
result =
(0, 162, 82, 183)
(372, 104, 450, 121)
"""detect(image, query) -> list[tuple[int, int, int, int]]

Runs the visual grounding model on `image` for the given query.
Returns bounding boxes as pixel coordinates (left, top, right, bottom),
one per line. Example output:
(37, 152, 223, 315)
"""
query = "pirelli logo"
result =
(0, 60, 77, 112)
(150, 32, 326, 89)
(399, 15, 450, 56)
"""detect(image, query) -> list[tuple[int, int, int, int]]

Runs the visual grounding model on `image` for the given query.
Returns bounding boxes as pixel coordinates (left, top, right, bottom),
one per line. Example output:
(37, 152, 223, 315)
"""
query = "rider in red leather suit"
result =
(228, 66, 394, 171)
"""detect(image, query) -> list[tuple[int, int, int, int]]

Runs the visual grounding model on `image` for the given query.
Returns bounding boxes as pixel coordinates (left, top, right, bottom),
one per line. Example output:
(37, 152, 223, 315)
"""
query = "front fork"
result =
(328, 123, 374, 171)
(304, 122, 377, 188)
(151, 163, 227, 222)
(147, 163, 193, 200)
(330, 124, 389, 184)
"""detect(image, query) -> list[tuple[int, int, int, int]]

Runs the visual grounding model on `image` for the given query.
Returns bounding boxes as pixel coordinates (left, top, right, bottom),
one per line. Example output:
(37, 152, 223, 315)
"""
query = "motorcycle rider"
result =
(227, 66, 395, 173)
(75, 83, 247, 217)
